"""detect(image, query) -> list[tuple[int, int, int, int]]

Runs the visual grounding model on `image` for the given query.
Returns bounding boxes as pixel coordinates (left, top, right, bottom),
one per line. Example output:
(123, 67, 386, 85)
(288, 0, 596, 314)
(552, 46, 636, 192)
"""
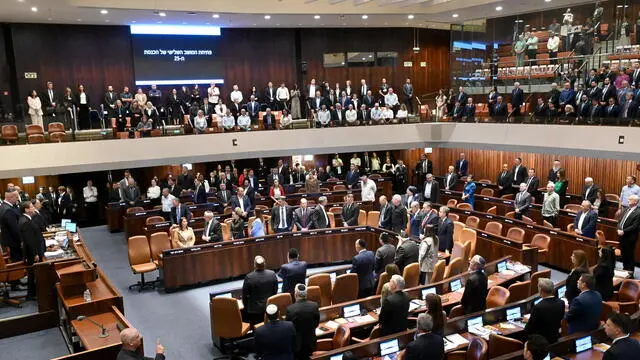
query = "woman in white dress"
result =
(207, 83, 220, 104)
(396, 104, 408, 123)
(435, 89, 447, 121)
(370, 152, 381, 173)
(290, 85, 302, 119)
(146, 179, 161, 206)
(27, 90, 44, 127)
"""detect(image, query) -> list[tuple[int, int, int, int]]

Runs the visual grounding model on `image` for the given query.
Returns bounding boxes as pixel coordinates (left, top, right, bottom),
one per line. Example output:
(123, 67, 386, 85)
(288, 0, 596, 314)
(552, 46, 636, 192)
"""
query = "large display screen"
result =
(130, 25, 225, 86)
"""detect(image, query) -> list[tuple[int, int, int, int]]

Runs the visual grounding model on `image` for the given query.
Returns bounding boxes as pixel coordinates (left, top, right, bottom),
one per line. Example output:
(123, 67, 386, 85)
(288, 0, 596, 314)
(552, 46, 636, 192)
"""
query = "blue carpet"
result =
(0, 327, 68, 359)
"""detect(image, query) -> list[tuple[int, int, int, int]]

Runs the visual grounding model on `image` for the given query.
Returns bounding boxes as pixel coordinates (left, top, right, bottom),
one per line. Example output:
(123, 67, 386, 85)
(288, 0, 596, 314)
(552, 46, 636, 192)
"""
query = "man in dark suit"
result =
(379, 274, 410, 336)
(330, 103, 345, 126)
(193, 179, 207, 204)
(587, 98, 603, 124)
(511, 82, 525, 118)
(631, 62, 640, 88)
(463, 98, 476, 121)
(600, 77, 617, 105)
(32, 199, 48, 233)
(351, 239, 375, 298)
(394, 232, 419, 273)
(276, 160, 290, 185)
(122, 179, 141, 207)
(56, 186, 73, 219)
(0, 191, 22, 263)
(443, 166, 458, 191)
(617, 195, 640, 272)
(345, 164, 360, 187)
(310, 90, 326, 111)
(565, 274, 602, 334)
(19, 201, 44, 300)
(363, 90, 375, 108)
(588, 80, 602, 101)
(116, 328, 165, 360)
(419, 202, 439, 235)
(422, 174, 440, 205)
(286, 284, 320, 360)
(177, 166, 195, 191)
(547, 160, 561, 183)
(437, 206, 454, 253)
(525, 278, 565, 343)
(390, 195, 408, 233)
(455, 153, 468, 177)
(603, 313, 640, 360)
(278, 248, 308, 296)
(514, 183, 532, 220)
(374, 232, 396, 277)
(378, 195, 392, 230)
(41, 81, 61, 122)
(341, 194, 360, 227)
(170, 198, 191, 225)
(229, 187, 252, 219)
(167, 178, 182, 198)
(201, 211, 222, 243)
(200, 97, 214, 121)
(511, 157, 528, 190)
(415, 154, 433, 187)
(104, 85, 118, 117)
(492, 96, 508, 121)
(450, 101, 464, 121)
(582, 177, 598, 204)
(293, 199, 313, 231)
(357, 105, 370, 125)
(405, 313, 445, 360)
(216, 183, 232, 208)
(312, 196, 330, 229)
(455, 86, 468, 105)
(271, 197, 294, 233)
(461, 255, 488, 314)
(242, 256, 278, 325)
(574, 200, 598, 239)
(255, 304, 296, 360)
(525, 168, 540, 201)
(497, 163, 512, 197)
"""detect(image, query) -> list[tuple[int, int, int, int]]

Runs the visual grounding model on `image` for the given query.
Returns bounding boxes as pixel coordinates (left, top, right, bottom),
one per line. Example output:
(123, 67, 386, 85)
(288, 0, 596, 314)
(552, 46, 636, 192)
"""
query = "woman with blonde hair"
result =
(171, 217, 195, 248)
(231, 207, 246, 239)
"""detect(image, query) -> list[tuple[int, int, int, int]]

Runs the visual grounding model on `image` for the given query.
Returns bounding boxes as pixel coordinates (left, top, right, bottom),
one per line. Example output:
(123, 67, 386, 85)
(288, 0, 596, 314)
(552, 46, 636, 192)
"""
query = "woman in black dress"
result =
(593, 246, 615, 301)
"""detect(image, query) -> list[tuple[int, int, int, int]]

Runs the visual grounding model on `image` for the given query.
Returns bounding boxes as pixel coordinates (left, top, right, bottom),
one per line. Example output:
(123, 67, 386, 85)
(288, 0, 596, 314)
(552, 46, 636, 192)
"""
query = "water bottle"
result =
(83, 288, 92, 302)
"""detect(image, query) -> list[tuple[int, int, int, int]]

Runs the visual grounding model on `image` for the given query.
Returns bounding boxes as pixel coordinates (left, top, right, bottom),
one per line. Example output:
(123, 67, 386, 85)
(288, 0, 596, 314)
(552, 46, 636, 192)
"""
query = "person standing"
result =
(242, 256, 278, 325)
(403, 78, 414, 114)
(617, 195, 640, 274)
(27, 90, 44, 128)
(278, 248, 308, 297)
(374, 232, 396, 278)
(351, 239, 375, 298)
(255, 304, 296, 360)
(1, 192, 22, 264)
(82, 180, 98, 226)
(461, 174, 476, 209)
(404, 313, 445, 360)
(524, 278, 565, 344)
(461, 255, 488, 314)
(565, 274, 602, 334)
(116, 328, 165, 360)
(378, 275, 410, 336)
(514, 183, 532, 220)
(286, 284, 320, 360)
(603, 313, 640, 359)
(418, 226, 439, 285)
(541, 183, 560, 226)
(19, 201, 44, 300)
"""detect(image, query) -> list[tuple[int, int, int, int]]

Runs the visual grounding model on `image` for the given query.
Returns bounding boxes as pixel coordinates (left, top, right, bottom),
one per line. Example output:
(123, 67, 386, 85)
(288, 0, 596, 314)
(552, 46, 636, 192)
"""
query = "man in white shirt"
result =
(316, 105, 331, 127)
(83, 180, 98, 225)
(276, 83, 290, 111)
(230, 84, 243, 104)
(307, 79, 317, 99)
(384, 88, 400, 115)
(360, 175, 377, 202)
(237, 109, 251, 131)
(345, 104, 358, 125)
(221, 111, 236, 131)
(370, 103, 384, 124)
(547, 31, 560, 64)
(160, 188, 176, 221)
(382, 106, 394, 124)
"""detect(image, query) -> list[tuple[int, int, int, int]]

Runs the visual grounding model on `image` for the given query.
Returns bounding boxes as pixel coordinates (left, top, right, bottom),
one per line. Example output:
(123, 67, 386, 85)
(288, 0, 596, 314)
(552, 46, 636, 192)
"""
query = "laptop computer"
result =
(422, 287, 437, 299)
(343, 304, 361, 318)
(450, 278, 462, 292)
(575, 336, 592, 353)
(379, 338, 400, 360)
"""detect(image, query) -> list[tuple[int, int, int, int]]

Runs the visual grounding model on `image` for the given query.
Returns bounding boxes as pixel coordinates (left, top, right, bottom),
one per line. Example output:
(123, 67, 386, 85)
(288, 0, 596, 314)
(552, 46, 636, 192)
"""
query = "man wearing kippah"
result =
(255, 304, 296, 360)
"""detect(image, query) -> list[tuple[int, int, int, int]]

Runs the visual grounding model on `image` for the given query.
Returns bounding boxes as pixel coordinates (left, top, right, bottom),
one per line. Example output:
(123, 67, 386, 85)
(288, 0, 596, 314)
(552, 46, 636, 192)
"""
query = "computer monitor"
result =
(557, 285, 567, 299)
(575, 336, 592, 353)
(330, 354, 343, 360)
(214, 292, 233, 298)
(496, 260, 507, 273)
(379, 339, 400, 357)
(467, 316, 483, 329)
(65, 222, 77, 233)
(450, 279, 462, 292)
(422, 287, 437, 299)
(534, 297, 543, 305)
(277, 282, 283, 293)
(61, 219, 71, 227)
(506, 306, 521, 321)
(343, 304, 361, 318)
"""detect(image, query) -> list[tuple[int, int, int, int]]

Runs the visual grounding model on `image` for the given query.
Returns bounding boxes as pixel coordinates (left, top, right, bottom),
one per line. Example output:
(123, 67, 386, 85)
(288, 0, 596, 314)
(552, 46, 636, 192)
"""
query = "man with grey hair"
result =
(617, 194, 640, 272)
(390, 194, 407, 233)
(405, 313, 445, 360)
(574, 200, 597, 239)
(202, 211, 222, 243)
(542, 182, 560, 226)
(461, 255, 488, 314)
(514, 182, 532, 220)
(116, 327, 165, 360)
(286, 284, 320, 359)
(312, 196, 329, 229)
(379, 274, 410, 336)
(582, 177, 598, 204)
(525, 278, 565, 343)
(423, 173, 440, 204)
(242, 255, 278, 324)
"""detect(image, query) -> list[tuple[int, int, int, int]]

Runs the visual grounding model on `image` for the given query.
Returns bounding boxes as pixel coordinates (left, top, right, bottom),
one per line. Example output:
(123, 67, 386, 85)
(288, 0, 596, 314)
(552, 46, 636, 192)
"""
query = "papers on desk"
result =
(347, 314, 376, 324)
(446, 334, 470, 347)
(443, 338, 458, 351)
(324, 320, 340, 329)
(508, 262, 529, 273)
(593, 343, 610, 353)
(500, 269, 516, 276)
(409, 299, 424, 312)
(44, 249, 65, 259)
(315, 328, 325, 336)
(468, 325, 492, 340)
(614, 270, 631, 279)
(45, 239, 59, 247)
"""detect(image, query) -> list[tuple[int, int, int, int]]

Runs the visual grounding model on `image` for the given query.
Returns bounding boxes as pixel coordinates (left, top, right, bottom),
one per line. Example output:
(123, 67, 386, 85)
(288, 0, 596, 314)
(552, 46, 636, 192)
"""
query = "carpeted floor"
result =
(0, 328, 68, 360)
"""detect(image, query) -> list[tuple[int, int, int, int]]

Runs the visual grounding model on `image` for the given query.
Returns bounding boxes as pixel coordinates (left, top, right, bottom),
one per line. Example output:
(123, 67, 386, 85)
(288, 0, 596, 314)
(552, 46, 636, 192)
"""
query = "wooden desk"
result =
(70, 306, 131, 350)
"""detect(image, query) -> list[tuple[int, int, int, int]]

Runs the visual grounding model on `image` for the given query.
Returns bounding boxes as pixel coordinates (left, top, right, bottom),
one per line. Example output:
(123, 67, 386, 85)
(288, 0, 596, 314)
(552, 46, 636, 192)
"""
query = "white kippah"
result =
(266, 304, 278, 315)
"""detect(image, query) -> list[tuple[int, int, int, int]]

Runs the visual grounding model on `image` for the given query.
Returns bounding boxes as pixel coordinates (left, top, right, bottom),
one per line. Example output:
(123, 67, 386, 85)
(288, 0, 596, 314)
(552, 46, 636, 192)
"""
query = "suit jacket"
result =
(285, 300, 320, 356)
(0, 202, 21, 249)
(32, 211, 47, 233)
(511, 165, 528, 186)
(104, 92, 116, 107)
(455, 159, 468, 177)
(574, 210, 597, 239)
(216, 189, 232, 205)
(443, 173, 459, 190)
(310, 96, 328, 110)
(178, 173, 195, 190)
(588, 86, 603, 101)
(374, 243, 396, 276)
(493, 102, 508, 116)
(461, 270, 488, 314)
(311, 206, 329, 229)
(524, 296, 565, 343)
(378, 203, 393, 230)
(379, 290, 410, 336)
(390, 205, 408, 233)
(605, 104, 620, 118)
(363, 95, 375, 108)
(514, 191, 532, 214)
(437, 218, 454, 253)
(525, 176, 540, 198)
(278, 260, 308, 295)
(194, 185, 207, 204)
(420, 211, 440, 235)
(20, 215, 45, 263)
(229, 195, 252, 215)
(202, 219, 222, 243)
(422, 180, 440, 204)
(394, 239, 419, 272)
(601, 85, 617, 102)
(57, 192, 72, 217)
(242, 269, 278, 315)
(168, 185, 182, 198)
(511, 88, 525, 107)
(345, 170, 360, 186)
(170, 204, 191, 225)
(341, 203, 360, 226)
(271, 205, 294, 231)
(566, 290, 603, 334)
(566, 268, 589, 304)
(293, 207, 313, 230)
(122, 186, 141, 204)
(463, 104, 476, 118)
(357, 109, 370, 122)
(603, 336, 640, 360)
(497, 171, 512, 192)
(618, 207, 640, 242)
(254, 320, 296, 360)
(352, 250, 375, 292)
(405, 333, 445, 360)
(41, 89, 60, 113)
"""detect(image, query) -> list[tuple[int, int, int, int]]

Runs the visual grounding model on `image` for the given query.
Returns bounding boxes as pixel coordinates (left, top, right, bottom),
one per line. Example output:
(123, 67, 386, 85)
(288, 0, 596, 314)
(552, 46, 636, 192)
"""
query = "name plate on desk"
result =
(355, 227, 366, 231)
(213, 244, 222, 248)
(503, 201, 512, 204)
(143, 199, 151, 204)
(464, 211, 471, 215)
(188, 205, 197, 210)
(189, 247, 202, 252)
(233, 241, 244, 245)
(341, 229, 349, 233)
(526, 225, 533, 229)
(135, 212, 146, 216)
(481, 233, 488, 237)
(277, 235, 284, 239)
(335, 182, 344, 185)
(323, 193, 332, 196)
(255, 238, 264, 242)
(167, 249, 185, 255)
(300, 194, 307, 198)
(549, 231, 557, 235)
(325, 230, 333, 234)
(483, 197, 490, 200)
(310, 232, 318, 235)
(293, 233, 302, 237)
(150, 222, 170, 228)
(505, 219, 513, 224)
(502, 239, 511, 245)
(487, 215, 493, 219)
(575, 237, 584, 242)
(444, 191, 452, 195)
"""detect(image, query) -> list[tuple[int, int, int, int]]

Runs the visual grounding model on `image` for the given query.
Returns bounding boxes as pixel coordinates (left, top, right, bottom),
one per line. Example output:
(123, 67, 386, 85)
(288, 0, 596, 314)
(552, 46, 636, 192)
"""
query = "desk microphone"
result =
(76, 315, 109, 338)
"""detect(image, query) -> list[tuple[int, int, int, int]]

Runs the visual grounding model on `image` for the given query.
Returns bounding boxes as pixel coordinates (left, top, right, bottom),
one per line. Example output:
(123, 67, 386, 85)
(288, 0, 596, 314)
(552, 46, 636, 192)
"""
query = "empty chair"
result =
(606, 279, 640, 314)
(542, 220, 554, 228)
(307, 273, 332, 307)
(126, 206, 145, 214)
(357, 209, 367, 226)
(220, 223, 231, 241)
(149, 232, 171, 267)
(478, 179, 492, 184)
(48, 122, 65, 135)
(501, 194, 514, 200)
(506, 227, 525, 242)
(1, 125, 18, 144)
(505, 211, 515, 219)
(376, 272, 390, 295)
(327, 212, 336, 228)
(448, 213, 460, 222)
(306, 285, 321, 304)
(453, 221, 465, 243)
(366, 211, 380, 227)
(486, 286, 510, 308)
(312, 325, 351, 355)
(465, 216, 480, 228)
(332, 273, 359, 304)
(127, 235, 157, 291)
(457, 203, 473, 211)
(527, 234, 550, 263)
(564, 204, 582, 213)
(522, 216, 534, 224)
(26, 124, 45, 144)
(352, 324, 382, 343)
(448, 337, 488, 360)
(0, 248, 27, 307)
(443, 257, 466, 279)
(430, 260, 446, 283)
(484, 221, 503, 236)
(328, 206, 341, 214)
(333, 184, 346, 191)
(604, 193, 620, 202)
(402, 263, 420, 289)
(460, 228, 477, 259)
(449, 305, 465, 318)
(487, 206, 497, 215)
(447, 199, 458, 207)
(488, 333, 523, 359)
(566, 223, 575, 233)
(210, 297, 250, 354)
(266, 293, 292, 320)
(146, 216, 166, 225)
(507, 281, 531, 303)
(480, 188, 494, 197)
(451, 242, 466, 259)
(297, 188, 305, 193)
(529, 270, 551, 296)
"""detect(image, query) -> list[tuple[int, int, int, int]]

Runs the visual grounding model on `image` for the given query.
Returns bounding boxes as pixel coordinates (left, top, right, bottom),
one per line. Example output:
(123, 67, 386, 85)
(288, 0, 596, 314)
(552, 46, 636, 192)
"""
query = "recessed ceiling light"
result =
(314, 15, 320, 19)
(105, 20, 110, 23)
(264, 15, 271, 19)
(100, 9, 108, 15)
(212, 14, 220, 18)
(76, 19, 82, 22)
(452, 13, 459, 18)
(31, 6, 38, 12)
(362, 15, 368, 19)
(544, 0, 551, 2)
(495, 6, 503, 11)
(408, 15, 414, 19)
(159, 12, 167, 17)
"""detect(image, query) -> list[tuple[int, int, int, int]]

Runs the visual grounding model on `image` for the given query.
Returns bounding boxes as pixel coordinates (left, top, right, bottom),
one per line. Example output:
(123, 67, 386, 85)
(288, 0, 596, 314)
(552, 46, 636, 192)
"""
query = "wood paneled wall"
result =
(301, 28, 450, 97)
(394, 147, 640, 196)
(0, 176, 60, 197)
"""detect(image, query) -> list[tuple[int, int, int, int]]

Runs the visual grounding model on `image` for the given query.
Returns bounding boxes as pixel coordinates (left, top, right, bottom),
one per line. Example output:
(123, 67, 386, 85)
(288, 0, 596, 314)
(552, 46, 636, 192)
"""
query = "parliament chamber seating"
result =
(528, 269, 551, 296)
(525, 234, 550, 263)
(127, 235, 157, 291)
(449, 213, 460, 222)
(376, 272, 390, 295)
(308, 273, 332, 307)
(0, 248, 27, 307)
(506, 280, 531, 303)
(486, 286, 510, 308)
(447, 199, 458, 208)
(149, 232, 171, 267)
(457, 203, 473, 211)
(563, 204, 582, 213)
(358, 210, 367, 226)
(487, 206, 497, 215)
(402, 263, 420, 289)
(210, 297, 251, 354)
(505, 227, 525, 242)
(307, 285, 321, 304)
(313, 325, 351, 355)
(449, 305, 465, 319)
(266, 293, 292, 320)
(352, 324, 382, 343)
(448, 337, 488, 360)
(26, 124, 45, 144)
(1, 125, 18, 144)
(605, 279, 640, 314)
(483, 221, 502, 236)
(487, 333, 523, 359)
(431, 260, 446, 283)
(465, 216, 479, 229)
(366, 211, 380, 227)
(453, 221, 465, 243)
(145, 216, 165, 225)
(479, 188, 494, 197)
(443, 258, 466, 279)
(331, 274, 358, 304)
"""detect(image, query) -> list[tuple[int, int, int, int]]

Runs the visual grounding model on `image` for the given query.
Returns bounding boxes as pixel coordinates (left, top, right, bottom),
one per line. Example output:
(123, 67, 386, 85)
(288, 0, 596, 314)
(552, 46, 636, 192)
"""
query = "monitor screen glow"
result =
(450, 279, 462, 292)
(379, 339, 400, 356)
(497, 261, 507, 273)
(422, 287, 437, 299)
(575, 336, 592, 353)
(557, 285, 567, 299)
(343, 304, 361, 318)
(506, 307, 521, 321)
(467, 316, 483, 329)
